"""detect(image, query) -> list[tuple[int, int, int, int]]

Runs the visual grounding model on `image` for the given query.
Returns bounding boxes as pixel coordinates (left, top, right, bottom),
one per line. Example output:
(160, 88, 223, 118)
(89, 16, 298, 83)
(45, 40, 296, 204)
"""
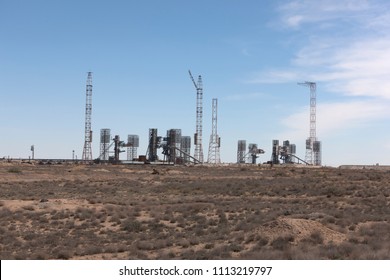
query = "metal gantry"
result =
(237, 140, 246, 163)
(127, 135, 139, 161)
(189, 70, 204, 163)
(207, 98, 221, 164)
(100, 128, 111, 161)
(82, 72, 93, 161)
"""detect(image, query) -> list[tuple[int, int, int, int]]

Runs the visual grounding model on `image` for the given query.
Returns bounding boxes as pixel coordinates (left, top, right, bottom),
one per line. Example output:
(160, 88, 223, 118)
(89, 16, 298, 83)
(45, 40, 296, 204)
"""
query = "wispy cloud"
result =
(257, 0, 390, 149)
(246, 70, 303, 84)
(253, 1, 390, 99)
(280, 100, 390, 140)
(277, 0, 371, 29)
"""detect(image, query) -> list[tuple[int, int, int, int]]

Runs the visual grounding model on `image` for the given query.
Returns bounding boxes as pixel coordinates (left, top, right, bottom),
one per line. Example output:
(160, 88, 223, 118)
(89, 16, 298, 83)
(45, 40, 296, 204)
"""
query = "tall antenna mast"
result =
(207, 98, 221, 164)
(82, 72, 93, 161)
(189, 70, 204, 163)
(298, 81, 321, 165)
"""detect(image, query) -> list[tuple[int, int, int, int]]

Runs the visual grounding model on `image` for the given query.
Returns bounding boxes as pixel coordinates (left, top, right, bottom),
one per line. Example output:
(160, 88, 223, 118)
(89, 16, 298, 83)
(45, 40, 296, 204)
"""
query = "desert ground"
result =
(0, 161, 389, 259)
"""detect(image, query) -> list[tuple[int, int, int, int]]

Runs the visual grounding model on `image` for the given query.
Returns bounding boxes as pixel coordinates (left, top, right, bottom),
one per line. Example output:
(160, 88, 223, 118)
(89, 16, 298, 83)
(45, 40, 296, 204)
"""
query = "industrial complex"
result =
(78, 71, 322, 166)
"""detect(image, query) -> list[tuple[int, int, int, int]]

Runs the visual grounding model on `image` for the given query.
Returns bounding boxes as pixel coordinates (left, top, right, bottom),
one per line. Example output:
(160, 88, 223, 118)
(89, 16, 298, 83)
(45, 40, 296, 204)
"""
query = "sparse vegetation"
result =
(0, 163, 390, 259)
(7, 167, 22, 173)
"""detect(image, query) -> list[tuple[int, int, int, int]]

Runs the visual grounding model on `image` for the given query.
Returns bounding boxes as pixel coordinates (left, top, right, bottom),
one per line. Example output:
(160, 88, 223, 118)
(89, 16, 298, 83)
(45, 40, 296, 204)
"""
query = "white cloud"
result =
(280, 100, 390, 140)
(277, 0, 371, 29)
(262, 1, 390, 165)
(247, 70, 303, 84)
(255, 1, 390, 99)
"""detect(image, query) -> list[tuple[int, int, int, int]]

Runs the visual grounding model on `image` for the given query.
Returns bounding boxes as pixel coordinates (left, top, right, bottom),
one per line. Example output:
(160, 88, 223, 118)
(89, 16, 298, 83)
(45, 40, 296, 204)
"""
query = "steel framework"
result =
(298, 81, 321, 165)
(127, 135, 139, 161)
(189, 70, 204, 163)
(148, 128, 159, 162)
(100, 128, 111, 161)
(82, 72, 93, 161)
(207, 98, 221, 164)
(166, 129, 182, 163)
(181, 136, 191, 163)
(237, 140, 246, 163)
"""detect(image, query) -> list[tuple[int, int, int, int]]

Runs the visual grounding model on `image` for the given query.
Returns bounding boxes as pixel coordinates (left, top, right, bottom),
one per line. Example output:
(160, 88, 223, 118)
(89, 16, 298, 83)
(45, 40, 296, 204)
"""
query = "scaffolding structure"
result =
(82, 72, 93, 161)
(207, 98, 221, 164)
(280, 140, 297, 164)
(100, 128, 111, 161)
(189, 70, 204, 163)
(271, 140, 280, 164)
(313, 140, 322, 166)
(127, 135, 139, 161)
(237, 140, 246, 163)
(181, 136, 191, 163)
(165, 129, 182, 163)
(147, 128, 159, 162)
(298, 81, 321, 166)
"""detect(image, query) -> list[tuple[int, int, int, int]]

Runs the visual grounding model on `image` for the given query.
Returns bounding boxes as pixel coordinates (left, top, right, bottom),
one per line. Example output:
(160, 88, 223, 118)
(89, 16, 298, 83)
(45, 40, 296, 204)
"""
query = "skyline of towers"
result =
(77, 73, 323, 165)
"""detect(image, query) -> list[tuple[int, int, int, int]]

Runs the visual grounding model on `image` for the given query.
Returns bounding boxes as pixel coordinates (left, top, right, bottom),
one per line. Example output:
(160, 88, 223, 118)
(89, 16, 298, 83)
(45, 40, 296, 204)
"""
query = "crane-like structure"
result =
(82, 72, 93, 161)
(189, 70, 204, 163)
(298, 81, 321, 166)
(207, 98, 221, 164)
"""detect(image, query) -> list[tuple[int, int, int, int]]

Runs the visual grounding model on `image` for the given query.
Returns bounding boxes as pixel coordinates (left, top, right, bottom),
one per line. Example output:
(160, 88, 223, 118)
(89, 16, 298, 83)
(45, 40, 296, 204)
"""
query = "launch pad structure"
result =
(75, 72, 324, 166)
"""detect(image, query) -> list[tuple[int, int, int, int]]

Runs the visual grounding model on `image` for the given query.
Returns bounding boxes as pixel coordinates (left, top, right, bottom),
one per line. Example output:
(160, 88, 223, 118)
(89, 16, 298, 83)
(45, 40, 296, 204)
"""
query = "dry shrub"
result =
(121, 219, 142, 232)
(302, 231, 324, 245)
(22, 205, 35, 211)
(271, 234, 294, 251)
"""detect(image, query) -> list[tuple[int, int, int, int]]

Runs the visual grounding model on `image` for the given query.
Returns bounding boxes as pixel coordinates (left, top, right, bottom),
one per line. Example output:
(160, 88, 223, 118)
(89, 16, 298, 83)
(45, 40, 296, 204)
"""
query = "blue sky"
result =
(1, 0, 390, 166)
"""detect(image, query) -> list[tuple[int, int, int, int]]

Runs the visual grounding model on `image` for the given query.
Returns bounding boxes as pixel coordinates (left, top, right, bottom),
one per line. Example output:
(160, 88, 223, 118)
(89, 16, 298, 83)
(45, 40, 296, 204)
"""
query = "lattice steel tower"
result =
(207, 98, 221, 164)
(298, 81, 321, 165)
(189, 70, 204, 163)
(82, 72, 93, 161)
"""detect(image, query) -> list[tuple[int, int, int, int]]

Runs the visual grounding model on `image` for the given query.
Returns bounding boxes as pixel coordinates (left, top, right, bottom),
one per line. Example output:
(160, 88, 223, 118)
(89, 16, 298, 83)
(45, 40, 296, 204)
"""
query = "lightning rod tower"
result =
(82, 72, 93, 161)
(207, 98, 221, 164)
(189, 70, 204, 163)
(298, 81, 321, 166)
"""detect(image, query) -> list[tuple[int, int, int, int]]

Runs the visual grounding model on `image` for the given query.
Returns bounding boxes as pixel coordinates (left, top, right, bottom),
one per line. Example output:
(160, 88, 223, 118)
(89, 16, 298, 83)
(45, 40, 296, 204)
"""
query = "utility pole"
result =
(189, 70, 204, 163)
(82, 72, 93, 162)
(207, 98, 221, 164)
